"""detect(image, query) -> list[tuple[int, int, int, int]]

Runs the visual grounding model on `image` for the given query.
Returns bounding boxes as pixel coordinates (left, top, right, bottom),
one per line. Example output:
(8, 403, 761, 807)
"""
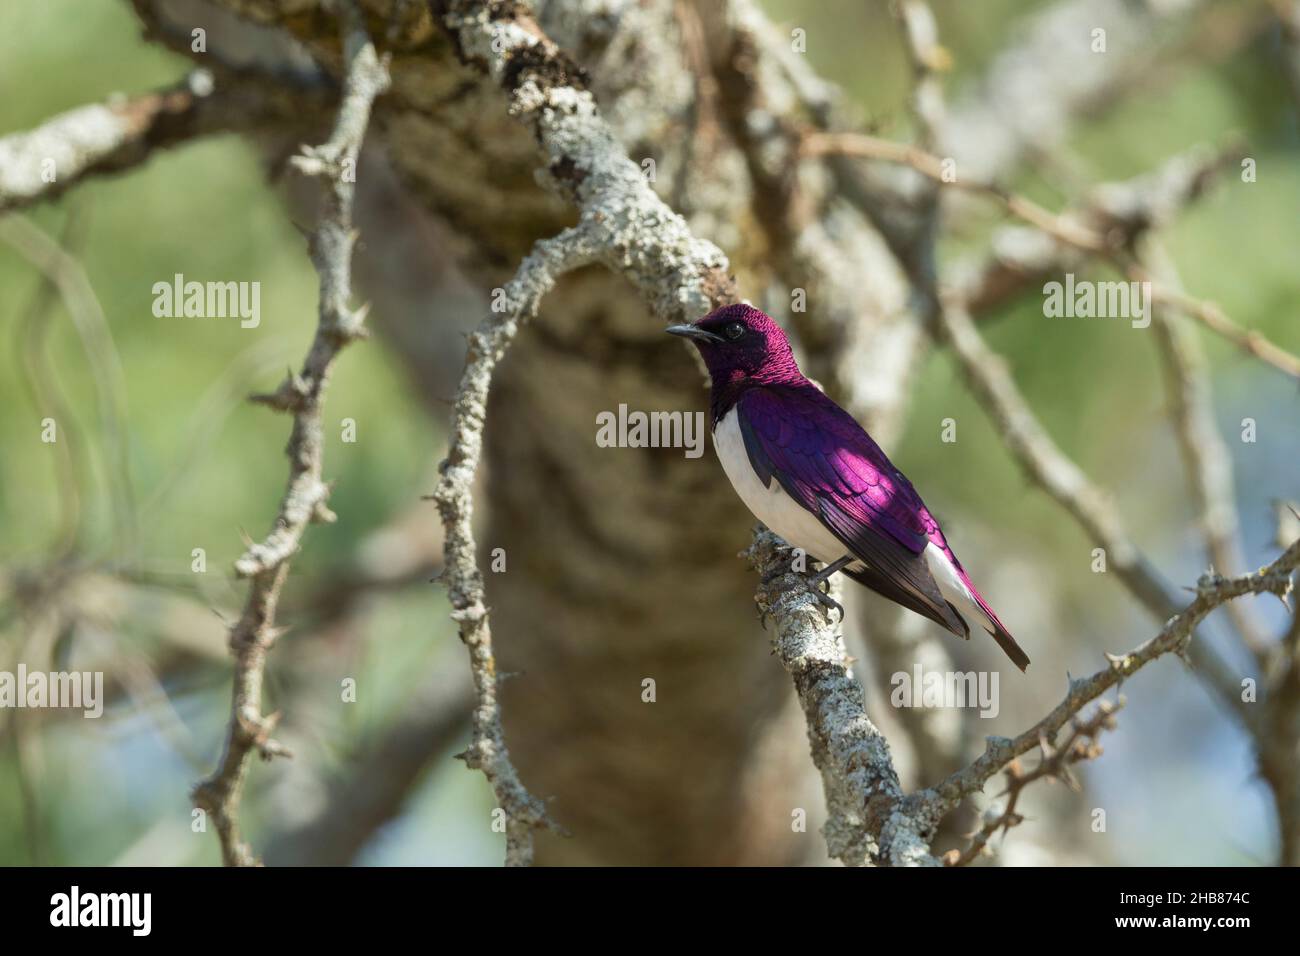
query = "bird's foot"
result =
(806, 554, 854, 590)
(775, 555, 853, 625)
(806, 586, 844, 624)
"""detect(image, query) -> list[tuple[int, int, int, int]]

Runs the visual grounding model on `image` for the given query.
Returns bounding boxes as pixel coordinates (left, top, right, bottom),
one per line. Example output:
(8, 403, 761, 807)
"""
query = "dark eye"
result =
(725, 322, 745, 340)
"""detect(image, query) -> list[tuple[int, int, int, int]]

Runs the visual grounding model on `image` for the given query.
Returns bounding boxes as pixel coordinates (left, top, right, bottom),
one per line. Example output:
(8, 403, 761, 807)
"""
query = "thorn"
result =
(311, 499, 338, 525)
(264, 625, 291, 647)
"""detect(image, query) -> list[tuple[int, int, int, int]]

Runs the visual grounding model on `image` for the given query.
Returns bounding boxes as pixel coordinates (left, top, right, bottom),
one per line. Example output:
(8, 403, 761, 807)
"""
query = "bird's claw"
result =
(769, 569, 844, 625)
(808, 585, 844, 624)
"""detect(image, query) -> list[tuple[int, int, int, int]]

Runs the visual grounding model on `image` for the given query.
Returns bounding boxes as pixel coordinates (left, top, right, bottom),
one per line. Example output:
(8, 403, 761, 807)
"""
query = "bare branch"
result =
(942, 0, 1214, 182)
(427, 0, 741, 865)
(0, 66, 325, 215)
(957, 144, 1237, 316)
(747, 522, 1298, 866)
(745, 529, 933, 867)
(801, 131, 1112, 252)
(893, 0, 949, 149)
(936, 297, 1249, 717)
(1144, 241, 1271, 660)
(430, 226, 595, 866)
(191, 1, 389, 867)
(804, 132, 1300, 380)
(914, 538, 1299, 824)
(945, 698, 1121, 867)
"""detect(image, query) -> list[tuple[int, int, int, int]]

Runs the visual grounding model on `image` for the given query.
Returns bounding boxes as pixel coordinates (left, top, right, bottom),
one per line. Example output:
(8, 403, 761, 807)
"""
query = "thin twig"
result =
(191, 0, 389, 867)
(912, 537, 1300, 822)
(802, 131, 1300, 380)
(430, 227, 594, 866)
(936, 296, 1249, 718)
(893, 0, 948, 149)
(945, 698, 1122, 866)
(800, 131, 1108, 252)
(1144, 240, 1271, 660)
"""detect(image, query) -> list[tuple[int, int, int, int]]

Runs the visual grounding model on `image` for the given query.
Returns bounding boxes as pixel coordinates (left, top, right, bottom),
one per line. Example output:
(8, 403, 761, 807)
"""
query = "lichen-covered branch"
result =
(424, 0, 748, 865)
(0, 66, 326, 215)
(432, 0, 736, 320)
(745, 529, 930, 867)
(191, 1, 389, 867)
(430, 225, 595, 866)
(747, 525, 1298, 867)
(0, 73, 215, 214)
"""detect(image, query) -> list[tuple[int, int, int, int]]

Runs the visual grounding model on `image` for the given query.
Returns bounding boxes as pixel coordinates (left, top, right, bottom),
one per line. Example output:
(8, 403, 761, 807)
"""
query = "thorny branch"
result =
(430, 227, 594, 866)
(753, 521, 1298, 865)
(191, 0, 389, 867)
(761, 1, 1298, 864)
(916, 539, 1300, 818)
(1145, 242, 1272, 661)
(937, 296, 1250, 722)
(944, 699, 1122, 867)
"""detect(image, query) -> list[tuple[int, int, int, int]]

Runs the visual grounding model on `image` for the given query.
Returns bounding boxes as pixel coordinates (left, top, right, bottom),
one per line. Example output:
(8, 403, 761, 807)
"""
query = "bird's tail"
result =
(988, 621, 1030, 672)
(969, 590, 1030, 672)
(931, 552, 1031, 673)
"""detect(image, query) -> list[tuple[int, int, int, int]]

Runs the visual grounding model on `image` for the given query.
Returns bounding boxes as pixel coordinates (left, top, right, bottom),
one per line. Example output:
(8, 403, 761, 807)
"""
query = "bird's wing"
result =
(736, 385, 965, 635)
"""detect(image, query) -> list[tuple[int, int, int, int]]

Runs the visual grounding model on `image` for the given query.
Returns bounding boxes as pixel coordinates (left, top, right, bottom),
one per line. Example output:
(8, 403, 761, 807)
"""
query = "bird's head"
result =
(666, 304, 799, 385)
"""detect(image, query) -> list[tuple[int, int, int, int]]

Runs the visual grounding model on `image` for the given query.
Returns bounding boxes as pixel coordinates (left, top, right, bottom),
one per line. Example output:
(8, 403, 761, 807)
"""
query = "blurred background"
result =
(0, 0, 1297, 866)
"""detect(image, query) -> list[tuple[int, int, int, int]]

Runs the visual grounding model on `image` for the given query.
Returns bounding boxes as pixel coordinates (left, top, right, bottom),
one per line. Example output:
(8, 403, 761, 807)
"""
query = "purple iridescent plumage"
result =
(668, 303, 1029, 672)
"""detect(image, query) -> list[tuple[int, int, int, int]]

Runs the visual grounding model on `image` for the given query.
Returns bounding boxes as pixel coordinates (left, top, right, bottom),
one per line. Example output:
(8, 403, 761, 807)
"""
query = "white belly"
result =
(714, 408, 861, 570)
(714, 407, 993, 632)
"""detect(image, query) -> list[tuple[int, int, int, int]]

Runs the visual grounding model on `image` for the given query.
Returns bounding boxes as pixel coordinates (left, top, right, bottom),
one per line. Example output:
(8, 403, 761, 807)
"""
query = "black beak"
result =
(665, 324, 725, 344)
